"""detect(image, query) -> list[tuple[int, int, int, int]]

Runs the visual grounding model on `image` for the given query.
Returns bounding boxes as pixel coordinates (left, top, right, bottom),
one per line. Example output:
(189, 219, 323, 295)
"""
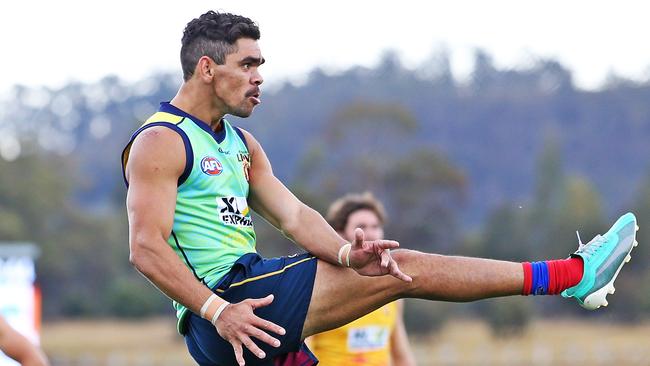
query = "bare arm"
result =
(126, 127, 217, 317)
(389, 300, 416, 366)
(0, 317, 49, 366)
(126, 127, 284, 365)
(244, 130, 348, 264)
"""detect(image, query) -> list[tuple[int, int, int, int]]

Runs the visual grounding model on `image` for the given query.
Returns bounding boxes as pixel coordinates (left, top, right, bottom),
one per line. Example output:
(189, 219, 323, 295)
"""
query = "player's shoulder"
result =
(128, 126, 186, 171)
(132, 125, 184, 150)
(132, 107, 190, 147)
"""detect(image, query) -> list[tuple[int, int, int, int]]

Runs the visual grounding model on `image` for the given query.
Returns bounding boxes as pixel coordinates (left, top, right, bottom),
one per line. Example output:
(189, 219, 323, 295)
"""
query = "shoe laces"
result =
(576, 231, 606, 255)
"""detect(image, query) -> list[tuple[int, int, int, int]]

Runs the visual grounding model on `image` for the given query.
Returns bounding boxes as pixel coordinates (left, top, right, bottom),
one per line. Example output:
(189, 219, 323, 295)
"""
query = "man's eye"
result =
(243, 64, 251, 70)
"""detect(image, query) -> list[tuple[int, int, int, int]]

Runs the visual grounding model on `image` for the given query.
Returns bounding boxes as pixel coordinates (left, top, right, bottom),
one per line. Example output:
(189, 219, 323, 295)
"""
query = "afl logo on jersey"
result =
(201, 156, 223, 176)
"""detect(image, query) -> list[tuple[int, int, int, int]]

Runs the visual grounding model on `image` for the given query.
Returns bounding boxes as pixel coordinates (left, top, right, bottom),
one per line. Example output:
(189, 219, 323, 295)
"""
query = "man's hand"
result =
(349, 228, 413, 282)
(214, 295, 285, 366)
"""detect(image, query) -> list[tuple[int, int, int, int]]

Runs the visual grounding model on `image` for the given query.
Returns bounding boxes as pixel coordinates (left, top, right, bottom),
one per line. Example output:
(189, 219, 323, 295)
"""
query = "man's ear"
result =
(196, 56, 215, 82)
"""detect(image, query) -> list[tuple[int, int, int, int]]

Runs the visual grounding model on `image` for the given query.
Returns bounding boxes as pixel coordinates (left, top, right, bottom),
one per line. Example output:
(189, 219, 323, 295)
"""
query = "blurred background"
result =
(1, 1, 649, 365)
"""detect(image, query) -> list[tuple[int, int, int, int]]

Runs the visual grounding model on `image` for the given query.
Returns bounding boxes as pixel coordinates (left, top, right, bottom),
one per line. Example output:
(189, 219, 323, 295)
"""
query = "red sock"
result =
(521, 262, 533, 295)
(546, 257, 584, 295)
(521, 258, 583, 295)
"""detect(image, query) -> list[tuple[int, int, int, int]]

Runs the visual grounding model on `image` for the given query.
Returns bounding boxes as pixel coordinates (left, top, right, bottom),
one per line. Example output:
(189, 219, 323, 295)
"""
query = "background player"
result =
(307, 192, 416, 366)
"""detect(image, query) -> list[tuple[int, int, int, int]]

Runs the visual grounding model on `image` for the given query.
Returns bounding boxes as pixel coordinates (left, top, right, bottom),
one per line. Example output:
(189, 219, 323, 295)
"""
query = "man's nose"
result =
(252, 69, 263, 86)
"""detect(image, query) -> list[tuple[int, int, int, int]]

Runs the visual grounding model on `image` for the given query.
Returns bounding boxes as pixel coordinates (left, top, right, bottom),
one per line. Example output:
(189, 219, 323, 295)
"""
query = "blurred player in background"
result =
(308, 192, 416, 366)
(0, 316, 49, 366)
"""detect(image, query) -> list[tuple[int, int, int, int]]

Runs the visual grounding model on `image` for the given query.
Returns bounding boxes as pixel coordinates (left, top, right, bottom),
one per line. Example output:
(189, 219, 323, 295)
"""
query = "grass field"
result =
(411, 319, 650, 365)
(41, 318, 650, 365)
(42, 318, 194, 365)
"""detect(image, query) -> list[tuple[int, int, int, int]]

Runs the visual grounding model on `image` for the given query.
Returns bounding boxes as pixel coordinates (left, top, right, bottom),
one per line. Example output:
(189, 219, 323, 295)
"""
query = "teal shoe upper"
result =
(561, 212, 637, 304)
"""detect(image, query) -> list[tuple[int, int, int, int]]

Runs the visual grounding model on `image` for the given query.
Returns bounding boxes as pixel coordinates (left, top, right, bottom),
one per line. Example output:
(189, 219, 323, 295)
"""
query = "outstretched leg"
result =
(303, 251, 523, 338)
(302, 212, 638, 338)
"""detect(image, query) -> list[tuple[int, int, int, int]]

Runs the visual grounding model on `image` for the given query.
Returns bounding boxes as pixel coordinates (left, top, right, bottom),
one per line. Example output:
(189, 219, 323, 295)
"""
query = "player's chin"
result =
(231, 105, 255, 118)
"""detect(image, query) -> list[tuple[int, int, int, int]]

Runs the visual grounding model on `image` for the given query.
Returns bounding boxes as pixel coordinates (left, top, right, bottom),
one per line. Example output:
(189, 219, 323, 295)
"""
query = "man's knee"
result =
(391, 249, 414, 261)
(391, 249, 425, 297)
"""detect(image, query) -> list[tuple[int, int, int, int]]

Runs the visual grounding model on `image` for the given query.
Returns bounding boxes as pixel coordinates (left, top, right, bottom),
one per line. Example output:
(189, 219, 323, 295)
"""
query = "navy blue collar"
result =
(159, 102, 226, 144)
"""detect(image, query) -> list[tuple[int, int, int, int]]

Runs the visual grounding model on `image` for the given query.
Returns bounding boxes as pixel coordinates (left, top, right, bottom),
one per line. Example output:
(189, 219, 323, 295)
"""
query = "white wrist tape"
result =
(337, 243, 352, 267)
(200, 293, 218, 319)
(211, 301, 230, 325)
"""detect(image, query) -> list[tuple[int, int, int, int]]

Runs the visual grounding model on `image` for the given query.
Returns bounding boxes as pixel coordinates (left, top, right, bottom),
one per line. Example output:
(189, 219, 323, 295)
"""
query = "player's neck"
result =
(171, 83, 225, 132)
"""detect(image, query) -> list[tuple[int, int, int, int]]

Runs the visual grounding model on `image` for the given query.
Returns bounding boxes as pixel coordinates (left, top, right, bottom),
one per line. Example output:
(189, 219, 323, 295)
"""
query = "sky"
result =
(1, 0, 650, 93)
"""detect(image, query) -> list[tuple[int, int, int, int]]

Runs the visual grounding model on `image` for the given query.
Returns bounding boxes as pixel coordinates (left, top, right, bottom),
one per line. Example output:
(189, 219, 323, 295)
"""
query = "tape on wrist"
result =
(200, 293, 218, 319)
(346, 246, 351, 267)
(211, 301, 230, 326)
(337, 243, 352, 267)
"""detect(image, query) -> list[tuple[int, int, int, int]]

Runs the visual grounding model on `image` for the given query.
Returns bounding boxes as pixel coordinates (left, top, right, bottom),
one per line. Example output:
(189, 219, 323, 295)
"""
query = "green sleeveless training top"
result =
(122, 102, 256, 333)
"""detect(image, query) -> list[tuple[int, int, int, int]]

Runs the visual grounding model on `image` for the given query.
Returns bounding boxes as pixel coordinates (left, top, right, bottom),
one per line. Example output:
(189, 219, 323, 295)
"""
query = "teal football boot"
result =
(562, 212, 639, 310)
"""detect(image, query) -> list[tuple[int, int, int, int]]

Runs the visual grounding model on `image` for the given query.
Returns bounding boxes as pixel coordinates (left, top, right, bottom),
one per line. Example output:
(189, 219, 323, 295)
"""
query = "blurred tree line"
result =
(0, 49, 649, 336)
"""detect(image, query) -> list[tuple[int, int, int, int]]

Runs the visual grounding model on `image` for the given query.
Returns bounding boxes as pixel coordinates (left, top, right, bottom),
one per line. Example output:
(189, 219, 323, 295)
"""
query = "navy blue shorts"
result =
(185, 252, 319, 366)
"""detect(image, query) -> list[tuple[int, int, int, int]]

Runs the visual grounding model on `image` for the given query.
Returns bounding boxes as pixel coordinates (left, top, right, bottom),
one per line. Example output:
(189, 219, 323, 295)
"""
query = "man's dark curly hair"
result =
(180, 11, 260, 81)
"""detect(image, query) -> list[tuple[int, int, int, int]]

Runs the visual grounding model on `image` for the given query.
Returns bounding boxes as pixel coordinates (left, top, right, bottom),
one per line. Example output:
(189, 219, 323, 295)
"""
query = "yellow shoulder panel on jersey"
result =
(142, 111, 185, 126)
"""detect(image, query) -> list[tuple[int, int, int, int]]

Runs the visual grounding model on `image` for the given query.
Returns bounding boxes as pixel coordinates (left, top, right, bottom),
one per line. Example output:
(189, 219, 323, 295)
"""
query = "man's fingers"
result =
(375, 240, 399, 249)
(249, 326, 281, 348)
(389, 259, 413, 282)
(366, 240, 399, 249)
(241, 335, 266, 359)
(380, 250, 390, 268)
(232, 342, 245, 366)
(353, 228, 364, 248)
(249, 294, 274, 310)
(253, 316, 286, 336)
